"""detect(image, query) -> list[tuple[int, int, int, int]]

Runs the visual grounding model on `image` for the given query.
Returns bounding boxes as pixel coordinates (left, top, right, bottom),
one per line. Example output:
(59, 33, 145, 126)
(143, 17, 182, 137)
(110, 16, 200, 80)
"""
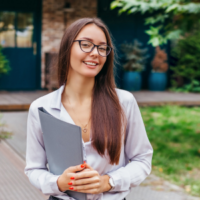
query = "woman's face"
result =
(69, 23, 107, 78)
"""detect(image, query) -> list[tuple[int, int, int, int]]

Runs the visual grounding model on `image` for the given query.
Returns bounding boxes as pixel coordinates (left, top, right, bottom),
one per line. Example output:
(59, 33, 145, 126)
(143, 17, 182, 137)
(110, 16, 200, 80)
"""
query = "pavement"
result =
(1, 111, 200, 200)
(0, 141, 48, 200)
(1, 90, 200, 111)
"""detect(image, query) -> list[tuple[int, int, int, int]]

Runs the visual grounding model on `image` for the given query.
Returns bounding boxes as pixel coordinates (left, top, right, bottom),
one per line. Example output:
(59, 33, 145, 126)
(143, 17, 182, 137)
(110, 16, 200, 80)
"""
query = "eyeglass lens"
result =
(80, 40, 111, 56)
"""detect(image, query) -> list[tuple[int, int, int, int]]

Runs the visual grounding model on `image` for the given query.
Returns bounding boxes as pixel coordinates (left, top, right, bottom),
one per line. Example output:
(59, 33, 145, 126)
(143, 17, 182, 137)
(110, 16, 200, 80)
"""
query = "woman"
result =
(25, 18, 153, 200)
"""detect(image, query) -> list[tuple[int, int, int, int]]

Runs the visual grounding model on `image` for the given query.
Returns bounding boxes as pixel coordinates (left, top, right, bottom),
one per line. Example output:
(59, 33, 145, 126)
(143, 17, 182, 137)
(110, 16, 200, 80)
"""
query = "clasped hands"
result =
(57, 162, 112, 194)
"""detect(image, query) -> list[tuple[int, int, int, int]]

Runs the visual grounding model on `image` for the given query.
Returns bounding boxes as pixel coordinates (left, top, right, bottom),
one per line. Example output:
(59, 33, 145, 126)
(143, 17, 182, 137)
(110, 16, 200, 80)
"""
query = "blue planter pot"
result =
(123, 72, 142, 91)
(149, 72, 167, 91)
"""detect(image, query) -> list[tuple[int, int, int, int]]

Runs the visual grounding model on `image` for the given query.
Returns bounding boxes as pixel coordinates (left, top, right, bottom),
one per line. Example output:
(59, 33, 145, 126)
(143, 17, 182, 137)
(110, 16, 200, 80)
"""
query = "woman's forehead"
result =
(75, 24, 107, 44)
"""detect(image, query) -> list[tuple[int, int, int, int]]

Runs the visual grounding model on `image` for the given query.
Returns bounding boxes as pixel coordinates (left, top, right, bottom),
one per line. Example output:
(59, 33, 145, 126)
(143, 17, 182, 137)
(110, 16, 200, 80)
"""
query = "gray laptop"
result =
(38, 107, 87, 200)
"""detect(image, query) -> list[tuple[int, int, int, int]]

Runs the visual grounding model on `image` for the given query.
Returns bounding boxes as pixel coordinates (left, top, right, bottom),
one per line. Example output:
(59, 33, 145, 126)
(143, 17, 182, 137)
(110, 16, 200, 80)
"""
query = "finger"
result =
(72, 176, 100, 186)
(69, 182, 100, 191)
(75, 170, 98, 180)
(66, 169, 90, 182)
(84, 162, 93, 170)
(67, 163, 86, 173)
(81, 168, 91, 172)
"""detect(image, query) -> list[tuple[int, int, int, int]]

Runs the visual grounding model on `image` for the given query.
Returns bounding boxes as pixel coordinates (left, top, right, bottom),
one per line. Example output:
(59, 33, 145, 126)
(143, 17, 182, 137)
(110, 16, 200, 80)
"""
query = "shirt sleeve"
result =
(24, 102, 73, 199)
(107, 94, 153, 192)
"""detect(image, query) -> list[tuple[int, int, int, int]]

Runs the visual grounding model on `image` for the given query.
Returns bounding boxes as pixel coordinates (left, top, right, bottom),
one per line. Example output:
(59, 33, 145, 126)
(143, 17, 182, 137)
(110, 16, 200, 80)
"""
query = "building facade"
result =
(0, 0, 156, 90)
(0, 0, 97, 90)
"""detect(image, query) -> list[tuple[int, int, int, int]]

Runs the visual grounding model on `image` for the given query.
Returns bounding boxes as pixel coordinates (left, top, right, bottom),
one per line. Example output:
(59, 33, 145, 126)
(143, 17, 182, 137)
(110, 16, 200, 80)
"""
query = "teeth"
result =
(84, 62, 97, 66)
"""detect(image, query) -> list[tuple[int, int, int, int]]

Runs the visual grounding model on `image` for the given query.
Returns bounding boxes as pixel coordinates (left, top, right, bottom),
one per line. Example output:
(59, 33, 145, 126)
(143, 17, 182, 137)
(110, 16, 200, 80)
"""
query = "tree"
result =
(110, 0, 200, 46)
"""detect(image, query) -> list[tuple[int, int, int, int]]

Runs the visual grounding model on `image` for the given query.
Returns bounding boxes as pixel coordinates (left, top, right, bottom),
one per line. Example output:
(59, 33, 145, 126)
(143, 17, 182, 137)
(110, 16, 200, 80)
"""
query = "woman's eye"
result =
(99, 48, 106, 51)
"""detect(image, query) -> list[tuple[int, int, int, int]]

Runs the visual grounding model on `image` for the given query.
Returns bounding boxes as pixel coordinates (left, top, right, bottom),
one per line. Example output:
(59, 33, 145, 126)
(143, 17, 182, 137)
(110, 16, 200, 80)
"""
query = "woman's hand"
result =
(57, 163, 86, 192)
(67, 163, 112, 194)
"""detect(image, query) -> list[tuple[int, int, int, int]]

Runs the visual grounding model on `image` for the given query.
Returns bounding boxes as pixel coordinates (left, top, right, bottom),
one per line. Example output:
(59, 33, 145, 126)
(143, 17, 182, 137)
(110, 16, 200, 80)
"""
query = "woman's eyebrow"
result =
(79, 37, 107, 45)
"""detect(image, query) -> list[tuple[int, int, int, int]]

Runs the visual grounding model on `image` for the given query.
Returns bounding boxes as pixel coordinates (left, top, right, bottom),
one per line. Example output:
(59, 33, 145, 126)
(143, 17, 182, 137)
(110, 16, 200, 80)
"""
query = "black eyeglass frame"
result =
(73, 40, 113, 57)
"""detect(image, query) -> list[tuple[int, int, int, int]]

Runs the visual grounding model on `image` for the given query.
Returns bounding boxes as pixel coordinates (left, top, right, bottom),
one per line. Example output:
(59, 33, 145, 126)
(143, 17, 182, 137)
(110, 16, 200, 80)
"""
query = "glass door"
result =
(0, 11, 37, 90)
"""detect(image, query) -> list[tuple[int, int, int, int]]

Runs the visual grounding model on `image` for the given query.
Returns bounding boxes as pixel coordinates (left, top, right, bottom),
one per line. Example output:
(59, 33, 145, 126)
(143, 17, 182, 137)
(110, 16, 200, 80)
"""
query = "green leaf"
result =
(192, 80, 200, 86)
(145, 30, 155, 35)
(148, 37, 160, 47)
(166, 30, 182, 40)
(128, 7, 138, 14)
(166, 4, 179, 13)
(110, 1, 123, 10)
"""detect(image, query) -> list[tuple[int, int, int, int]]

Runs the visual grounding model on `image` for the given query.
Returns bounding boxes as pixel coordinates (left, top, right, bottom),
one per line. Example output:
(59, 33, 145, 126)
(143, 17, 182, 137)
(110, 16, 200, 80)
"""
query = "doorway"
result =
(0, 0, 41, 90)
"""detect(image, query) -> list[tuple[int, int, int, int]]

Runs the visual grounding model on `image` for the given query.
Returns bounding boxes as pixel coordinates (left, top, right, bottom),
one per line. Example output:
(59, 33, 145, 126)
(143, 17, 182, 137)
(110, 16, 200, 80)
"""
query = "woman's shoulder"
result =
(31, 90, 56, 108)
(115, 88, 137, 106)
(30, 86, 63, 112)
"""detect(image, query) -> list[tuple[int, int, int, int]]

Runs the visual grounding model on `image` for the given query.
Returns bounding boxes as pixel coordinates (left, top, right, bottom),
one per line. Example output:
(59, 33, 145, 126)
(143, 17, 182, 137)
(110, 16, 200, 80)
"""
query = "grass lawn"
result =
(140, 106, 200, 196)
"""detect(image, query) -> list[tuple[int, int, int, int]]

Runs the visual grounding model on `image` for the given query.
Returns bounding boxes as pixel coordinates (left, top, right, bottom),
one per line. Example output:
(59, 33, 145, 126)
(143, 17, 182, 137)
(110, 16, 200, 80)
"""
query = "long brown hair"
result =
(57, 18, 126, 165)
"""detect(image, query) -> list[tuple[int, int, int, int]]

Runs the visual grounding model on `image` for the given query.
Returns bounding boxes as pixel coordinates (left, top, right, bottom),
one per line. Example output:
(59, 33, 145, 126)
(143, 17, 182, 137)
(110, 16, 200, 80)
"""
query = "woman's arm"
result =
(106, 94, 153, 192)
(24, 102, 74, 198)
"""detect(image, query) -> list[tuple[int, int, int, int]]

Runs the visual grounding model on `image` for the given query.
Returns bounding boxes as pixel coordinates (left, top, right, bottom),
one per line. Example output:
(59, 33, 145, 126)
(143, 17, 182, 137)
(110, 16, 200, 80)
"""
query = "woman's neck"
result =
(62, 71, 94, 105)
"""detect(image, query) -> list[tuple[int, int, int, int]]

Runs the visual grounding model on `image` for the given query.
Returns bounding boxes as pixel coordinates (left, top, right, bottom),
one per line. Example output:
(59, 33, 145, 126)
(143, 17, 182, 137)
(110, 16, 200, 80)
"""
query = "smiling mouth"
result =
(83, 61, 98, 66)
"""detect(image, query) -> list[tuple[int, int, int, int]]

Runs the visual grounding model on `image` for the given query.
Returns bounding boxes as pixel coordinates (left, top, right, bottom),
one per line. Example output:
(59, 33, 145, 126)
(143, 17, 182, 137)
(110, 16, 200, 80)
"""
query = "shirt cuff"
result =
(38, 173, 65, 195)
(106, 167, 131, 192)
(50, 175, 66, 195)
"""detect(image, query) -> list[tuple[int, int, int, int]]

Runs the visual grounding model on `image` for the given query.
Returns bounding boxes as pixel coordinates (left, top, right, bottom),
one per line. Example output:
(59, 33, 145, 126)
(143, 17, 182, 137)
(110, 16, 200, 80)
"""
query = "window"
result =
(0, 12, 33, 48)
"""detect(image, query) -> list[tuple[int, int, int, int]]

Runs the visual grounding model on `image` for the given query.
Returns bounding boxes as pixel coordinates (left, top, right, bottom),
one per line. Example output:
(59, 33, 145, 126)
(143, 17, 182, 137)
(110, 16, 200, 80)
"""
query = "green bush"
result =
(0, 115, 12, 141)
(0, 45, 10, 77)
(171, 31, 200, 92)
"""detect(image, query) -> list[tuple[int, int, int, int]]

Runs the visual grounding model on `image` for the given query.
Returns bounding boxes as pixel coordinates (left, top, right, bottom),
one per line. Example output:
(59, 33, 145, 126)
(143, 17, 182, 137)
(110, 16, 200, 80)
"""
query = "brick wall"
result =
(41, 0, 97, 87)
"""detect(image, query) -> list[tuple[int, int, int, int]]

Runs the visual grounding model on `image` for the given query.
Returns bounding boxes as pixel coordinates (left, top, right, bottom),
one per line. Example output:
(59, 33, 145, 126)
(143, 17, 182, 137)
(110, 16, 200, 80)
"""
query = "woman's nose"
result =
(90, 46, 98, 56)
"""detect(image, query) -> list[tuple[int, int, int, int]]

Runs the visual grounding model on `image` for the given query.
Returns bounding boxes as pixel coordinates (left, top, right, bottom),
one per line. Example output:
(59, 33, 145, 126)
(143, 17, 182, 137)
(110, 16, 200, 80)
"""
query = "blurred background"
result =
(0, 0, 200, 199)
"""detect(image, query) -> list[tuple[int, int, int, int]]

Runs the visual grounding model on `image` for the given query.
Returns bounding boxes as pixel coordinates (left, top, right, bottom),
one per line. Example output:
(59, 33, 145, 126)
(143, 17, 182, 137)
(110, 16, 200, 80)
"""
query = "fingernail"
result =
(68, 182, 73, 185)
(81, 164, 85, 168)
(70, 177, 75, 180)
(69, 187, 74, 190)
(75, 190, 77, 191)
(84, 161, 86, 163)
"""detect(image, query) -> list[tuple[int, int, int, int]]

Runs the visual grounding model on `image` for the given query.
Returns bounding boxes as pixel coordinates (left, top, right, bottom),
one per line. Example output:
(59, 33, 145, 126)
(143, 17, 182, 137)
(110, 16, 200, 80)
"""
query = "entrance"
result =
(0, 1, 41, 90)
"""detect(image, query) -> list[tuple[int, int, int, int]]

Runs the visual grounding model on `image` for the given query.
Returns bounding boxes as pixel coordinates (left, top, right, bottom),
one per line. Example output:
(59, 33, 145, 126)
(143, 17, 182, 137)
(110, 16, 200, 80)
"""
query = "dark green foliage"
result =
(171, 31, 200, 92)
(111, 0, 200, 46)
(0, 45, 10, 77)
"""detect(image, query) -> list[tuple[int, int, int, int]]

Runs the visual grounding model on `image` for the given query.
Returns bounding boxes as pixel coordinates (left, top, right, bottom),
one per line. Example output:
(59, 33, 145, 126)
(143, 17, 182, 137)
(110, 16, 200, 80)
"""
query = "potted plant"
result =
(148, 46, 168, 91)
(121, 39, 149, 91)
(0, 45, 10, 78)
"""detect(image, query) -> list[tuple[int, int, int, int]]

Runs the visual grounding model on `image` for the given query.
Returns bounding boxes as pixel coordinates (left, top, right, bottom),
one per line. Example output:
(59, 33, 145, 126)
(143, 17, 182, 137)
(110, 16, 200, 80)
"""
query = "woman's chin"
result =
(81, 71, 99, 78)
(84, 73, 97, 78)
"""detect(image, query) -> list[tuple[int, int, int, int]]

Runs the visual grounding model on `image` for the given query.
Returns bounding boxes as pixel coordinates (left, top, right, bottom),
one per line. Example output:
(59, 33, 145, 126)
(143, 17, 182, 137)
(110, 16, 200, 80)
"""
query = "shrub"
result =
(0, 45, 10, 77)
(151, 46, 168, 72)
(171, 31, 200, 92)
(121, 39, 149, 72)
(0, 115, 12, 141)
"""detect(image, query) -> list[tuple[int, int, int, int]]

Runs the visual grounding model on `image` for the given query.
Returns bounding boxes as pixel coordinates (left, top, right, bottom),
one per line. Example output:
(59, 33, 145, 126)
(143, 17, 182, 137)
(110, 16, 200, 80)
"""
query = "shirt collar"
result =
(50, 84, 65, 110)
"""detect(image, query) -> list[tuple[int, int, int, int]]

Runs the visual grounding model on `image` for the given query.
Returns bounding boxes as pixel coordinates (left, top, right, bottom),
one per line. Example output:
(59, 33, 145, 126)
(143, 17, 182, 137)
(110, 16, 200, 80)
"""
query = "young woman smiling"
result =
(25, 18, 153, 200)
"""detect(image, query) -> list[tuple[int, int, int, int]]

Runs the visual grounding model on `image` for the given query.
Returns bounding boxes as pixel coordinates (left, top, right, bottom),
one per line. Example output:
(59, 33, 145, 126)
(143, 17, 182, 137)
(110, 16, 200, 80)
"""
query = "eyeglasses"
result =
(73, 40, 112, 57)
